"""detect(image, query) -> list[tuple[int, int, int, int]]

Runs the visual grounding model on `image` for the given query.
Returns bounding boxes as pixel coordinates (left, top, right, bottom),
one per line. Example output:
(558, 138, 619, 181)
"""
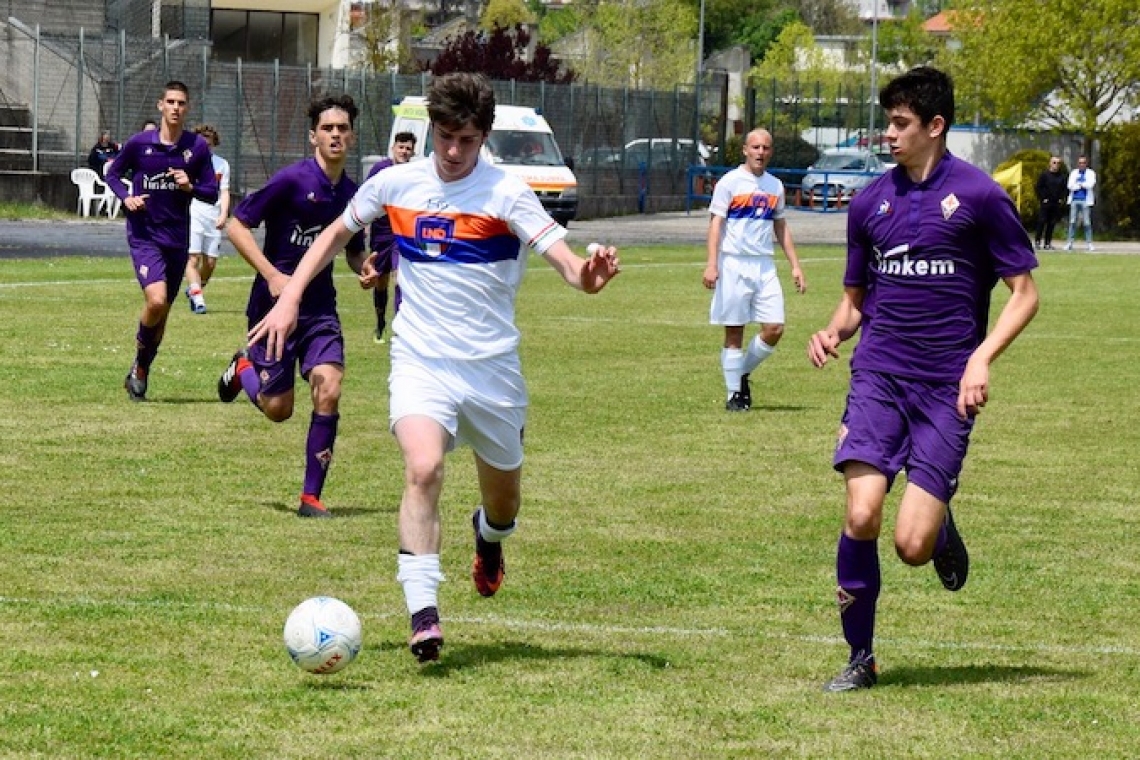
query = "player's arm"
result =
(541, 239, 621, 294)
(188, 152, 219, 205)
(703, 214, 725, 289)
(807, 286, 865, 368)
(248, 218, 359, 359)
(773, 217, 805, 294)
(957, 271, 1039, 419)
(216, 188, 232, 229)
(226, 217, 291, 296)
(343, 230, 369, 278)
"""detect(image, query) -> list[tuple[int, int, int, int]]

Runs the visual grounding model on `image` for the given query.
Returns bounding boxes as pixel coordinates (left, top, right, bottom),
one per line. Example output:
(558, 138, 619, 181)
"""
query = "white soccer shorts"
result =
(388, 339, 528, 471)
(709, 253, 786, 326)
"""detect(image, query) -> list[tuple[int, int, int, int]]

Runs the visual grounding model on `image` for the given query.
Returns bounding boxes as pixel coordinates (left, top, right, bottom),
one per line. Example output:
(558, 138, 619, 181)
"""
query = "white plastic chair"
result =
(100, 161, 124, 219)
(70, 167, 115, 218)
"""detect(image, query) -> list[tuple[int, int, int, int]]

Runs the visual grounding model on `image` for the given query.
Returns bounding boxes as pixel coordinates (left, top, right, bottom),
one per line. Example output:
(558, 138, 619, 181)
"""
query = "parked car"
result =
(801, 149, 891, 206)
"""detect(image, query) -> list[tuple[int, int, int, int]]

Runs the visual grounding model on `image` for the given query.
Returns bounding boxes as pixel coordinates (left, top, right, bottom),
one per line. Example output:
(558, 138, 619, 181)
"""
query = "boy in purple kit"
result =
(217, 95, 367, 519)
(106, 81, 219, 401)
(367, 130, 416, 344)
(807, 67, 1040, 691)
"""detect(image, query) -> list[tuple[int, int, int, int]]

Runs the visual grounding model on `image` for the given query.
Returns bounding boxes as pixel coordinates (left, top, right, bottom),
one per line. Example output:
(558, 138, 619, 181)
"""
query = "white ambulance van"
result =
(386, 96, 578, 226)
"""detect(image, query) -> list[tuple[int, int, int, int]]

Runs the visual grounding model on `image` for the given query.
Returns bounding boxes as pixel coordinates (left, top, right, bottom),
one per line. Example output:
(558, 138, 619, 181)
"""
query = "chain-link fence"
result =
(0, 18, 1072, 218)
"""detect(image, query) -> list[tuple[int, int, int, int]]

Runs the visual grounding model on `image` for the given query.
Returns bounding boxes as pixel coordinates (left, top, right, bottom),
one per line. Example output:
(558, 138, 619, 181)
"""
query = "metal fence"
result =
(2, 19, 1067, 218)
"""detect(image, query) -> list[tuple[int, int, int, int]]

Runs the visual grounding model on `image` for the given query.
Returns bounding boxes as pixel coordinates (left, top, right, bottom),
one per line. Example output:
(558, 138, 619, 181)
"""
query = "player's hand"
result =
(581, 244, 620, 293)
(214, 214, 227, 230)
(358, 252, 381, 290)
(168, 168, 192, 191)
(957, 357, 990, 419)
(266, 271, 290, 299)
(702, 264, 718, 289)
(124, 194, 148, 212)
(248, 298, 299, 363)
(792, 266, 806, 294)
(807, 329, 841, 368)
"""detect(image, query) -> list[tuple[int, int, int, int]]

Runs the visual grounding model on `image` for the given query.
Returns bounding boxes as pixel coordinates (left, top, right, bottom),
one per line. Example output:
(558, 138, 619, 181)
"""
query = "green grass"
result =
(0, 201, 74, 220)
(1, 245, 1138, 758)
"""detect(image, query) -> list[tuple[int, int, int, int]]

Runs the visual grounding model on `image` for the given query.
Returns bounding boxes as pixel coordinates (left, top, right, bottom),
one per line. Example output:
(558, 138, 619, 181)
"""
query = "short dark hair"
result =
(164, 80, 190, 99)
(427, 73, 495, 134)
(393, 131, 417, 145)
(879, 66, 955, 132)
(308, 94, 358, 130)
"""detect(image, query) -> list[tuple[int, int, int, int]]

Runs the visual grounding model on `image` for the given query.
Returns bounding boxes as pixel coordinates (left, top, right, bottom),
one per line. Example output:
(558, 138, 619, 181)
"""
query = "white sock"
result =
(396, 553, 444, 615)
(721, 348, 745, 399)
(478, 506, 517, 543)
(744, 335, 775, 374)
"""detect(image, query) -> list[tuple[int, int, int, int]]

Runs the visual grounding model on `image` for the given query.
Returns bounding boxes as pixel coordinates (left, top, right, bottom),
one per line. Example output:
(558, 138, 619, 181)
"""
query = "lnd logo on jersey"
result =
(415, 216, 455, 258)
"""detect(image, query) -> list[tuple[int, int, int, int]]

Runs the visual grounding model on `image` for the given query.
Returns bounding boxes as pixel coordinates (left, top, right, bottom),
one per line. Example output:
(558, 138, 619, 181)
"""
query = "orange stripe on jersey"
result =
(386, 206, 513, 240)
(727, 192, 779, 219)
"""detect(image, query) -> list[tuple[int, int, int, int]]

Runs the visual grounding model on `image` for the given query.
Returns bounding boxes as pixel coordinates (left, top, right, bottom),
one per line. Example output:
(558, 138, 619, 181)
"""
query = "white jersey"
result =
(344, 157, 566, 360)
(709, 166, 786, 257)
(190, 153, 231, 225)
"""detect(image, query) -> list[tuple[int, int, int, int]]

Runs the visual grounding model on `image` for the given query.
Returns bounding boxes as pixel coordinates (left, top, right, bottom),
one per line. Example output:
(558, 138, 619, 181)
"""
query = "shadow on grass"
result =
(752, 404, 811, 413)
(882, 663, 1087, 687)
(374, 638, 671, 676)
(263, 500, 389, 518)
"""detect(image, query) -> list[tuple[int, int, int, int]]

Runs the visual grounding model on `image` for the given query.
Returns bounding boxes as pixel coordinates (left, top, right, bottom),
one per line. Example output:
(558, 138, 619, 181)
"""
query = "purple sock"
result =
(393, 282, 403, 313)
(836, 533, 881, 661)
(302, 412, 338, 498)
(134, 321, 163, 371)
(238, 363, 261, 405)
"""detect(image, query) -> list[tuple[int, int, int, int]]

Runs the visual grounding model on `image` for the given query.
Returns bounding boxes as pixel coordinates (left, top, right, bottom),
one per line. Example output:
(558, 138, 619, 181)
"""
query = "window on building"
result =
(210, 9, 319, 66)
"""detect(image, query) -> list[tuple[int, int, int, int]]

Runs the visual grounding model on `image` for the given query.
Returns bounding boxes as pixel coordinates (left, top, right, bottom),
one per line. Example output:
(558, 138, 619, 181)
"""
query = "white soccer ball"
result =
(283, 596, 363, 675)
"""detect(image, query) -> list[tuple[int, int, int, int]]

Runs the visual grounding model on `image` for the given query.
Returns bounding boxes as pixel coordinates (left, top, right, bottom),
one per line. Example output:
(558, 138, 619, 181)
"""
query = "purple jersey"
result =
(233, 157, 365, 322)
(366, 157, 396, 254)
(844, 152, 1038, 382)
(106, 129, 218, 251)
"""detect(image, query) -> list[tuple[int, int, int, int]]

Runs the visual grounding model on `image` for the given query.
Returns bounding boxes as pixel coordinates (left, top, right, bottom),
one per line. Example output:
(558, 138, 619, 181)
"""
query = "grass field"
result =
(1, 244, 1138, 758)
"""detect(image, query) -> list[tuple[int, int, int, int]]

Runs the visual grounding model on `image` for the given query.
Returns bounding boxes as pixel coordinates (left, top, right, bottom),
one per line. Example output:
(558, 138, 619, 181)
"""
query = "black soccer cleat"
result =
(933, 507, 969, 591)
(725, 392, 750, 412)
(297, 494, 333, 519)
(124, 363, 147, 402)
(824, 652, 878, 692)
(217, 348, 249, 403)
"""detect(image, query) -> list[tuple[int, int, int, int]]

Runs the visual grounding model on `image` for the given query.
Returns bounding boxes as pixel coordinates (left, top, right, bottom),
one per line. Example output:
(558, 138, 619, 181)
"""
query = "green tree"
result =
(579, 0, 698, 89)
(873, 9, 941, 70)
(357, 2, 421, 73)
(941, 0, 1140, 153)
(480, 0, 535, 32)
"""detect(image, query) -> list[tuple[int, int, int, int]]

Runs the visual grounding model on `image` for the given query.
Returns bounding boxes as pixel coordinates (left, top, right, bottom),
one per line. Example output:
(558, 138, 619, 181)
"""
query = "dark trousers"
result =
(1036, 203, 1063, 246)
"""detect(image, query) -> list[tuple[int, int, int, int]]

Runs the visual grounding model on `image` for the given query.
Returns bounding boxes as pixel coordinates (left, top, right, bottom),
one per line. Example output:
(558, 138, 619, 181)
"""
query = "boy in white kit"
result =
(184, 124, 232, 314)
(248, 72, 622, 663)
(703, 128, 805, 411)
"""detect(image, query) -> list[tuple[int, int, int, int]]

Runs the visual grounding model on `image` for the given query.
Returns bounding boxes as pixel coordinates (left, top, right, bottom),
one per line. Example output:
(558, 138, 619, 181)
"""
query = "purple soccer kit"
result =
(107, 128, 218, 393)
(832, 152, 1038, 662)
(107, 129, 219, 294)
(231, 156, 364, 501)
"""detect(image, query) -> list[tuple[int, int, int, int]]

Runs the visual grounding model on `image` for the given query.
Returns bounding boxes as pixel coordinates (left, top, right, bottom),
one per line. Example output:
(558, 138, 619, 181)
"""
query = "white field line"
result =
(3, 594, 1139, 658)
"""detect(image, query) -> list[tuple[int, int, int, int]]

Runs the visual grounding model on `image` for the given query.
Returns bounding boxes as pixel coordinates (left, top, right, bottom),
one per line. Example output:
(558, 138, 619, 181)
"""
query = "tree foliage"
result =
(1099, 123, 1140, 237)
(356, 2, 422, 73)
(578, 0, 698, 89)
(479, 0, 535, 32)
(427, 24, 576, 83)
(872, 9, 941, 70)
(941, 0, 1140, 150)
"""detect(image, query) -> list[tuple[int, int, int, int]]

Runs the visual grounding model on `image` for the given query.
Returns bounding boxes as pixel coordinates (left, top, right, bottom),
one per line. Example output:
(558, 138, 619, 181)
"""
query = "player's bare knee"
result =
(260, 398, 293, 422)
(761, 323, 784, 346)
(895, 537, 934, 566)
(844, 505, 882, 540)
(405, 455, 445, 491)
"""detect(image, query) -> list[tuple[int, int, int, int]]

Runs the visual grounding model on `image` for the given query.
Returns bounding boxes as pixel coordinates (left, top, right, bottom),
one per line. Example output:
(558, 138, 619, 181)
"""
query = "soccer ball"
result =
(283, 596, 363, 675)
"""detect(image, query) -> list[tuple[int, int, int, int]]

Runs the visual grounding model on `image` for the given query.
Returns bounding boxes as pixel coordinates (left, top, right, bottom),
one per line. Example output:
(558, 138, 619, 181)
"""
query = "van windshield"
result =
(486, 130, 565, 166)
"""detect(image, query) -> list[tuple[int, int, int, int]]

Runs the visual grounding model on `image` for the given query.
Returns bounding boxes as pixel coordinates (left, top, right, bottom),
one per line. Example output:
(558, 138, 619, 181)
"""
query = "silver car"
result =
(802, 150, 891, 207)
